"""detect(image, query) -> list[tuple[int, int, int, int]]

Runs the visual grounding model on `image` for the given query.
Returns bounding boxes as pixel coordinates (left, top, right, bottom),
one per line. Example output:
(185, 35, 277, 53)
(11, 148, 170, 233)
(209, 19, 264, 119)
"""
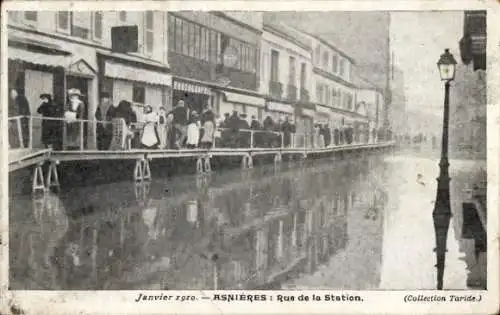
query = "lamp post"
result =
(433, 48, 457, 290)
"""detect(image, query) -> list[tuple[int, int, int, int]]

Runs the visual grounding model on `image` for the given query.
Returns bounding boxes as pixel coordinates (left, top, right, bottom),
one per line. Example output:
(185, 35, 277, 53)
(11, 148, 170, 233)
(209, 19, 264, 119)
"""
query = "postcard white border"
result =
(1, 1, 499, 315)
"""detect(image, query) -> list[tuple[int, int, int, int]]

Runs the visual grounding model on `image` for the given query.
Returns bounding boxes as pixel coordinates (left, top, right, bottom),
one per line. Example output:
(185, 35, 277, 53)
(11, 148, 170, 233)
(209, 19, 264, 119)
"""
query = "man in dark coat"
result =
(226, 111, 241, 147)
(250, 115, 260, 130)
(238, 113, 250, 147)
(37, 93, 62, 149)
(96, 92, 112, 150)
(281, 116, 294, 148)
(171, 100, 189, 148)
(323, 124, 331, 147)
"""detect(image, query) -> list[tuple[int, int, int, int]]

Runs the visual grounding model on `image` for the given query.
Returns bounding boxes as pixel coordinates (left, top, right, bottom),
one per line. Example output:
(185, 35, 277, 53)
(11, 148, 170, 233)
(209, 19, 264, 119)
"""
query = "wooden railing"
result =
(8, 115, 387, 152)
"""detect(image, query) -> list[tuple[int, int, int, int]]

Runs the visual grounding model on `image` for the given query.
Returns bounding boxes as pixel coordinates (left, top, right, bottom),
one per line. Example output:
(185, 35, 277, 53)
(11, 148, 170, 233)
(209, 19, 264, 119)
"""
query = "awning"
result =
(105, 61, 172, 86)
(8, 47, 70, 68)
(301, 108, 316, 117)
(267, 101, 294, 114)
(316, 105, 331, 115)
(173, 80, 211, 95)
(222, 91, 265, 107)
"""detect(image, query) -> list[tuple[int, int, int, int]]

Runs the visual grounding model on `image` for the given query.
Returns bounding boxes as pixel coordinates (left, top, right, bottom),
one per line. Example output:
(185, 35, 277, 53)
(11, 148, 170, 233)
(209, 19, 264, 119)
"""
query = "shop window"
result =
(24, 11, 38, 25)
(144, 11, 154, 55)
(101, 78, 114, 99)
(56, 11, 70, 33)
(133, 84, 146, 104)
(93, 11, 103, 41)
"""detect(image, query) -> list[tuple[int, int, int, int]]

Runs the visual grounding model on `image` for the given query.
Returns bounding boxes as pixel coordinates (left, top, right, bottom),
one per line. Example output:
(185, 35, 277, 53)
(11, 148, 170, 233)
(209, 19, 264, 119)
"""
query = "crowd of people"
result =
(8, 88, 392, 151)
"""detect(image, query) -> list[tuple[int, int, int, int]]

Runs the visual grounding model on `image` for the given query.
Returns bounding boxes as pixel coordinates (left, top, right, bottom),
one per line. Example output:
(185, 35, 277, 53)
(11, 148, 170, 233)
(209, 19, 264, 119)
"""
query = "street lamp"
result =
(433, 48, 457, 290)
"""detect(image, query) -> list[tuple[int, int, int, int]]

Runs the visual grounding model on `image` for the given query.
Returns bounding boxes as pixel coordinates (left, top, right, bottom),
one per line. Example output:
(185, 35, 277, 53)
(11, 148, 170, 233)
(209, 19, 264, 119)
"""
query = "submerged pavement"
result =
(9, 153, 485, 290)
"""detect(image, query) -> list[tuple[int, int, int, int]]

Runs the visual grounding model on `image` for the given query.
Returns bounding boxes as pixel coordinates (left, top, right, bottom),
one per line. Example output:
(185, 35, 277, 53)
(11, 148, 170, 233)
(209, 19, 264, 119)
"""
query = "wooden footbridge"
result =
(8, 115, 395, 194)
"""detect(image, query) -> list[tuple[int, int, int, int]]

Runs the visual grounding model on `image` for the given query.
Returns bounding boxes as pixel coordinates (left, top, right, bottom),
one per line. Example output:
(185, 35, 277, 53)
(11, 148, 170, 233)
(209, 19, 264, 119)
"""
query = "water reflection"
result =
(10, 155, 387, 290)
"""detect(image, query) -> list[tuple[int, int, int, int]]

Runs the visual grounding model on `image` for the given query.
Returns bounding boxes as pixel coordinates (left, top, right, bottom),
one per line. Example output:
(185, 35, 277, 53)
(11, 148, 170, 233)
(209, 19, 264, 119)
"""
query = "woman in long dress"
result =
(186, 111, 200, 149)
(65, 89, 85, 150)
(200, 106, 215, 149)
(141, 105, 159, 149)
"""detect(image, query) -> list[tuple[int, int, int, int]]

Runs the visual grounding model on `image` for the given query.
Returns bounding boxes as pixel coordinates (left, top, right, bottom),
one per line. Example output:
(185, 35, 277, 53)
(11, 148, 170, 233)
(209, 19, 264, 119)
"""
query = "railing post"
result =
(16, 117, 23, 149)
(281, 132, 284, 148)
(250, 130, 254, 149)
(79, 120, 84, 150)
(28, 116, 33, 150)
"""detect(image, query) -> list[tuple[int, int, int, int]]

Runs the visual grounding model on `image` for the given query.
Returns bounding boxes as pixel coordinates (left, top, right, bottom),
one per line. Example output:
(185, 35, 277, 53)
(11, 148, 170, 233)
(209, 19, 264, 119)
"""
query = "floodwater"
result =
(9, 153, 486, 290)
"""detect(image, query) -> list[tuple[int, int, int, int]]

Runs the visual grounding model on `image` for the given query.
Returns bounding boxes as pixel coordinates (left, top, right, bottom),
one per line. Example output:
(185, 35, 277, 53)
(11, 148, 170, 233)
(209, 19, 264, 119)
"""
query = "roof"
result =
(263, 19, 312, 51)
(287, 26, 356, 64)
(352, 74, 384, 92)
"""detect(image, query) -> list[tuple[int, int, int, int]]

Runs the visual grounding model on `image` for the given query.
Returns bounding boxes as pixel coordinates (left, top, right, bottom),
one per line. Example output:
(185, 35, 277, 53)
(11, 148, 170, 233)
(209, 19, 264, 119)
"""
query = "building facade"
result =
(353, 75, 385, 141)
(7, 10, 172, 149)
(260, 17, 315, 139)
(167, 11, 264, 122)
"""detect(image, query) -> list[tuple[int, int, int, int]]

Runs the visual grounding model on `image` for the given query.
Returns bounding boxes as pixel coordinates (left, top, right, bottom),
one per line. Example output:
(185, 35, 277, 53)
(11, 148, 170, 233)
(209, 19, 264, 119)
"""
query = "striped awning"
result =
(173, 80, 212, 95)
(8, 47, 70, 68)
(105, 61, 172, 86)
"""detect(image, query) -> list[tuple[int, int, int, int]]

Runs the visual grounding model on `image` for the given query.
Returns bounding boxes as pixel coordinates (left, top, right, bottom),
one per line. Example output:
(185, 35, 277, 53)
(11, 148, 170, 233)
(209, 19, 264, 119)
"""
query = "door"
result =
(66, 75, 89, 149)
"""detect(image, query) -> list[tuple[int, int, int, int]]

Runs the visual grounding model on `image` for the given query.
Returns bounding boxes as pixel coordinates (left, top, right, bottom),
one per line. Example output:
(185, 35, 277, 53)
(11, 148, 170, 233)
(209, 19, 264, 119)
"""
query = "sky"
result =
(390, 11, 463, 117)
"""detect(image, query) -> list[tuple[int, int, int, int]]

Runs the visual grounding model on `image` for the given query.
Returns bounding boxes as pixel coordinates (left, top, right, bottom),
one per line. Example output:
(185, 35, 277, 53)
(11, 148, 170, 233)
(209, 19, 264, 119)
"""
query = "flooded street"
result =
(9, 153, 486, 290)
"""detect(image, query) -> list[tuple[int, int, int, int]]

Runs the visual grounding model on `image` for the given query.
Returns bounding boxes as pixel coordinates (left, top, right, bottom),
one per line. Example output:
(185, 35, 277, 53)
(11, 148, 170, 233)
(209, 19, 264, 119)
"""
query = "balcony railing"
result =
(269, 81, 283, 100)
(300, 88, 310, 102)
(286, 84, 297, 101)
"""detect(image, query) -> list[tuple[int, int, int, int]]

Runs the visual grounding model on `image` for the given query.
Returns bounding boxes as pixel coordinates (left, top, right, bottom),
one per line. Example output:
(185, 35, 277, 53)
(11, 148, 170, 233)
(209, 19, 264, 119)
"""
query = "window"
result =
(332, 55, 338, 73)
(181, 19, 190, 56)
(174, 17, 183, 53)
(339, 59, 345, 76)
(300, 63, 306, 89)
(314, 45, 321, 65)
(288, 56, 296, 85)
(270, 50, 279, 82)
(56, 11, 70, 33)
(8, 12, 21, 23)
(332, 88, 336, 105)
(194, 25, 200, 59)
(316, 84, 324, 103)
(93, 12, 103, 40)
(322, 51, 329, 68)
(325, 85, 330, 105)
(144, 11, 154, 55)
(133, 84, 146, 104)
(119, 11, 127, 22)
(71, 12, 91, 39)
(24, 11, 37, 23)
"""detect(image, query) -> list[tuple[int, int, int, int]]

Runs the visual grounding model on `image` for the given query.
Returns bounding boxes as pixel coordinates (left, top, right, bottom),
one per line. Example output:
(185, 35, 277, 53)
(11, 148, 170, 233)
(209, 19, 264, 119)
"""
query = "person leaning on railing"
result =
(37, 93, 63, 149)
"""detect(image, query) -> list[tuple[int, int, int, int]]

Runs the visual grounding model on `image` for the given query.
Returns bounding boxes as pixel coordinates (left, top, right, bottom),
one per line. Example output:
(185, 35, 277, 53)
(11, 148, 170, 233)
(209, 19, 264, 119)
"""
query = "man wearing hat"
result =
(96, 92, 112, 150)
(238, 113, 250, 148)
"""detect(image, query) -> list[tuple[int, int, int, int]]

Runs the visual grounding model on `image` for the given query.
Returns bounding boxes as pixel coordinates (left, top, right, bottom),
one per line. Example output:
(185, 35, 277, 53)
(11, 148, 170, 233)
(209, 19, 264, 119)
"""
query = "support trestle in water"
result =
(32, 160, 60, 194)
(134, 158, 151, 182)
(241, 154, 253, 169)
(196, 155, 212, 174)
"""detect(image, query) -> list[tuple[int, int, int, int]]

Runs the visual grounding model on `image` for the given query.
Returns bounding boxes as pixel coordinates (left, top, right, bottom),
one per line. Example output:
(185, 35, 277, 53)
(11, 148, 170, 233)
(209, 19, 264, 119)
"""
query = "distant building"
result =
(352, 75, 385, 132)
(167, 12, 264, 119)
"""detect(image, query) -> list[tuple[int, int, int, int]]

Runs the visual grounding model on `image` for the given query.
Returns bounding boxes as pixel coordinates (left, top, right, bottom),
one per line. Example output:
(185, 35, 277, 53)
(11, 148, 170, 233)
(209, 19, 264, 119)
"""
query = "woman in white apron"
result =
(186, 111, 200, 149)
(141, 105, 159, 149)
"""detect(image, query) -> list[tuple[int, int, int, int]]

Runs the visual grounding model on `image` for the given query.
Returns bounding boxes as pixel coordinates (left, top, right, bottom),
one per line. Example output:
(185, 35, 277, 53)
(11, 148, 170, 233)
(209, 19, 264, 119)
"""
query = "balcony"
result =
(300, 88, 310, 102)
(269, 81, 283, 100)
(286, 84, 297, 101)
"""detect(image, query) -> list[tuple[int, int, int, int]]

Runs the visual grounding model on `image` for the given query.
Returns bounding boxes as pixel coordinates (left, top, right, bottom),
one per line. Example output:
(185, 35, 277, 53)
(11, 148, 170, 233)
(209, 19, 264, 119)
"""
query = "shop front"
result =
(8, 37, 99, 150)
(217, 89, 266, 124)
(172, 78, 213, 118)
(265, 100, 295, 123)
(295, 106, 315, 148)
(98, 54, 172, 123)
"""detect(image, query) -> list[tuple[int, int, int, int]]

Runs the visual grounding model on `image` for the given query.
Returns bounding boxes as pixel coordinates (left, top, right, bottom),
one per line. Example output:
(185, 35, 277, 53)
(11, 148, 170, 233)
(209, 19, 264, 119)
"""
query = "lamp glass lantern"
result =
(437, 49, 458, 81)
